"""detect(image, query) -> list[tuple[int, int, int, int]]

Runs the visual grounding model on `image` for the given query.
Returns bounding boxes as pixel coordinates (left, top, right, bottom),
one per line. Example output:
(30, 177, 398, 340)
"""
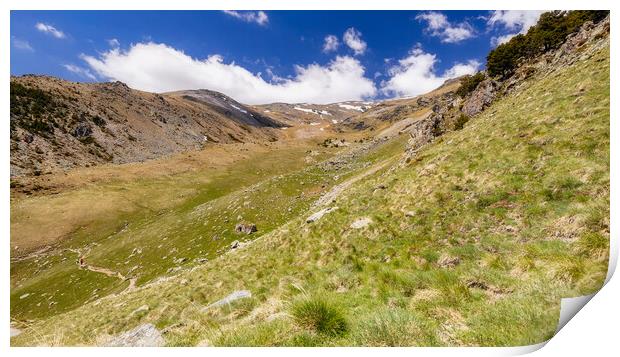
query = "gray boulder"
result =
(105, 323, 164, 347)
(203, 290, 252, 310)
(235, 223, 257, 234)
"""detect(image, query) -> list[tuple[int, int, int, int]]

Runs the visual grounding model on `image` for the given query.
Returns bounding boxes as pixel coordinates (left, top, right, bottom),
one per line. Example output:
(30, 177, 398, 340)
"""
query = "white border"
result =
(3, 1, 617, 356)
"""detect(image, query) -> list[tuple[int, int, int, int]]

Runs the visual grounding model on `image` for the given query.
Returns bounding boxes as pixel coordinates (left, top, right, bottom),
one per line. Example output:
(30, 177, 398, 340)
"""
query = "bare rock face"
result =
(105, 323, 164, 347)
(461, 80, 499, 117)
(234, 223, 257, 234)
(402, 113, 442, 163)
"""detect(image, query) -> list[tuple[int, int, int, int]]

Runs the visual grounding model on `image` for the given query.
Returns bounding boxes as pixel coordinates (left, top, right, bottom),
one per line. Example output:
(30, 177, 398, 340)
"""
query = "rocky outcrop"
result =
(461, 79, 499, 117)
(503, 15, 610, 96)
(401, 112, 442, 164)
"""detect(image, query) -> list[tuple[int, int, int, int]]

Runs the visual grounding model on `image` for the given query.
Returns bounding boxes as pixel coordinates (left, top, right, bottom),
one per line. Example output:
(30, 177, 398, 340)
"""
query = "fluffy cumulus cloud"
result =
(381, 47, 480, 97)
(323, 34, 340, 53)
(35, 22, 66, 39)
(63, 64, 97, 80)
(488, 10, 545, 45)
(416, 12, 475, 43)
(343, 27, 367, 55)
(222, 10, 269, 26)
(81, 42, 376, 104)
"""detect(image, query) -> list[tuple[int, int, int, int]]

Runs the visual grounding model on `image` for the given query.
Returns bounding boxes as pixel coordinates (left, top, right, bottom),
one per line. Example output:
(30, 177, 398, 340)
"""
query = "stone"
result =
(130, 304, 149, 316)
(437, 254, 461, 268)
(230, 240, 240, 249)
(105, 323, 164, 347)
(10, 327, 22, 338)
(73, 123, 93, 138)
(350, 217, 372, 229)
(306, 207, 338, 223)
(203, 290, 252, 310)
(235, 223, 257, 235)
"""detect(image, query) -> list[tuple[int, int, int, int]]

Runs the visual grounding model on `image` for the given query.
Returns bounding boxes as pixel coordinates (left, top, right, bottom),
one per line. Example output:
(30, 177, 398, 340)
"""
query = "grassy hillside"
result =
(11, 41, 609, 346)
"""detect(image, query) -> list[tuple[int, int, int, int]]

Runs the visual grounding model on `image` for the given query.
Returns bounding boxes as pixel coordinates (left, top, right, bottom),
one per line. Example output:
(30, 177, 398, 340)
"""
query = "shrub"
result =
(91, 115, 106, 127)
(454, 114, 470, 130)
(486, 10, 609, 78)
(455, 72, 485, 98)
(291, 296, 348, 337)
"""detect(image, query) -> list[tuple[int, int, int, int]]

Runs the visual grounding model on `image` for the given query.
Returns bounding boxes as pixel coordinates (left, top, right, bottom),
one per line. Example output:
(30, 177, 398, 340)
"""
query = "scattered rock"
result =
(350, 217, 372, 229)
(405, 211, 416, 217)
(105, 323, 164, 347)
(73, 122, 93, 138)
(22, 133, 34, 144)
(10, 327, 22, 338)
(19, 293, 30, 299)
(173, 257, 187, 264)
(235, 223, 257, 235)
(306, 207, 338, 223)
(203, 290, 252, 310)
(230, 240, 240, 249)
(437, 254, 461, 268)
(322, 138, 349, 148)
(130, 304, 149, 316)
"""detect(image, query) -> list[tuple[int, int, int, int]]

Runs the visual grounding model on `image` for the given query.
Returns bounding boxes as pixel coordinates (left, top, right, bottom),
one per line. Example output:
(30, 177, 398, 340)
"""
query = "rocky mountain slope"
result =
(10, 77, 285, 177)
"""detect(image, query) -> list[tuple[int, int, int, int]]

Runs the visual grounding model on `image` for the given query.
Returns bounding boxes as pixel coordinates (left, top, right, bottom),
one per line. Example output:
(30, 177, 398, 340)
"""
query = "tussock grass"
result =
(291, 295, 348, 337)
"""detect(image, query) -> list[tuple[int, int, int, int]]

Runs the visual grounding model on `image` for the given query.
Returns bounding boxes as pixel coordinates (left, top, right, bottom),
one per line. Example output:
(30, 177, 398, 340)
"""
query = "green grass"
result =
(291, 295, 348, 337)
(10, 45, 609, 347)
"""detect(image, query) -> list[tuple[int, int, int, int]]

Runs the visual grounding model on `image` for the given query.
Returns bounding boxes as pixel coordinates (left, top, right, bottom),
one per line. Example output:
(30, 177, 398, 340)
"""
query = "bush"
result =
(454, 113, 470, 130)
(291, 296, 348, 337)
(455, 72, 485, 98)
(487, 10, 609, 78)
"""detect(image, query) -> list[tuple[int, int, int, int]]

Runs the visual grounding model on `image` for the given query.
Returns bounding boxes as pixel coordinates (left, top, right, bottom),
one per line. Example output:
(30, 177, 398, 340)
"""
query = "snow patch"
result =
(294, 106, 318, 114)
(338, 104, 365, 112)
(230, 104, 248, 114)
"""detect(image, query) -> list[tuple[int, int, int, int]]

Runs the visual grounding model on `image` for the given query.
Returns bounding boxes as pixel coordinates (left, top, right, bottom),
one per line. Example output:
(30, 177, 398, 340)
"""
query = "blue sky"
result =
(10, 10, 544, 104)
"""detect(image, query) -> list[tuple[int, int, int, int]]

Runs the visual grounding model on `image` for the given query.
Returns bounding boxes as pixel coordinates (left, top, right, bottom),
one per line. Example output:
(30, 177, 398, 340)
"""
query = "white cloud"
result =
(81, 42, 376, 104)
(381, 47, 480, 97)
(12, 37, 34, 52)
(343, 27, 367, 55)
(323, 35, 339, 53)
(107, 38, 120, 48)
(416, 12, 475, 43)
(35, 22, 66, 39)
(63, 64, 97, 81)
(488, 10, 545, 46)
(222, 10, 269, 26)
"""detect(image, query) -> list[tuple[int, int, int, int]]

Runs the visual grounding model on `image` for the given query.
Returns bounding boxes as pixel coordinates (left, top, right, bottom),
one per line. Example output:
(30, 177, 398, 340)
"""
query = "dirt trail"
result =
(68, 249, 137, 292)
(313, 159, 392, 208)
